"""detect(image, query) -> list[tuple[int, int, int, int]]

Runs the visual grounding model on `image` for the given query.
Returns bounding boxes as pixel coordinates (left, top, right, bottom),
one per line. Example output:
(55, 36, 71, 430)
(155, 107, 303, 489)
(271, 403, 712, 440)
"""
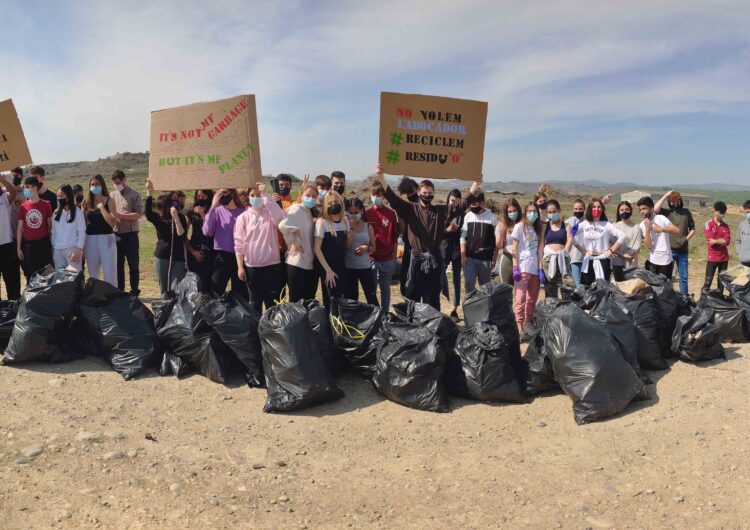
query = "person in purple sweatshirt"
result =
(202, 188, 245, 296)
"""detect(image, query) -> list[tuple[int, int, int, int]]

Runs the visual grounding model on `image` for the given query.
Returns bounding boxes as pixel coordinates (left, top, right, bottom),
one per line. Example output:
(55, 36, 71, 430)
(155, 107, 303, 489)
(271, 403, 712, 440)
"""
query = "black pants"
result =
(444, 255, 462, 307)
(580, 259, 611, 286)
(703, 260, 728, 292)
(21, 237, 53, 280)
(246, 264, 283, 314)
(187, 249, 215, 293)
(345, 267, 379, 306)
(211, 250, 243, 298)
(645, 260, 674, 280)
(0, 241, 21, 299)
(612, 264, 626, 282)
(313, 258, 330, 309)
(287, 265, 317, 303)
(116, 232, 140, 294)
(411, 262, 442, 310)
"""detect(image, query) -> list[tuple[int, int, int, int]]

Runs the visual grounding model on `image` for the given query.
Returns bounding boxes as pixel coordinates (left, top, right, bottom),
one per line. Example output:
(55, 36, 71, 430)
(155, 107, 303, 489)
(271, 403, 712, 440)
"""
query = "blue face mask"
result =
(508, 211, 519, 221)
(526, 211, 539, 223)
(90, 186, 102, 195)
(249, 197, 263, 209)
(548, 212, 561, 222)
(22, 188, 33, 200)
(318, 190, 327, 200)
(372, 196, 384, 206)
(302, 197, 317, 209)
(746, 212, 750, 221)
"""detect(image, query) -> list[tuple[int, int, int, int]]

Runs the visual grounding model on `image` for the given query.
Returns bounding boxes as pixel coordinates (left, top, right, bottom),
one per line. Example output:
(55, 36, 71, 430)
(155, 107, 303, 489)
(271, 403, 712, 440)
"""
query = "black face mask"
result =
(470, 206, 482, 214)
(13, 176, 22, 186)
(408, 194, 419, 203)
(219, 195, 232, 206)
(573, 211, 584, 219)
(620, 211, 632, 220)
(670, 202, 680, 210)
(333, 184, 345, 194)
(420, 194, 434, 205)
(327, 204, 342, 215)
(311, 207, 321, 218)
(278, 187, 290, 197)
(537, 202, 548, 210)
(195, 199, 209, 208)
(58, 198, 68, 208)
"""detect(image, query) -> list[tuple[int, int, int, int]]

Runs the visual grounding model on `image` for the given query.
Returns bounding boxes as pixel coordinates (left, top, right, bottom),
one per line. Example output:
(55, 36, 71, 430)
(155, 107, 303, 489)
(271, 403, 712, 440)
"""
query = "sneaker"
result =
(450, 310, 459, 322)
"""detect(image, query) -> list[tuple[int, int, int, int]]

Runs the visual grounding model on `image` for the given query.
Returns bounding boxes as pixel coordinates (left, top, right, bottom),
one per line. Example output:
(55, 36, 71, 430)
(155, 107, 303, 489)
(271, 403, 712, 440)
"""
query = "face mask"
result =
(302, 197, 317, 209)
(318, 189, 327, 199)
(219, 194, 232, 206)
(408, 194, 419, 203)
(115, 183, 124, 192)
(90, 186, 102, 195)
(548, 212, 560, 222)
(470, 206, 482, 214)
(371, 196, 383, 206)
(746, 213, 750, 221)
(620, 211, 632, 220)
(327, 204, 342, 215)
(670, 202, 680, 210)
(526, 211, 539, 223)
(195, 199, 209, 208)
(249, 197, 263, 209)
(573, 210, 584, 219)
(591, 208, 603, 219)
(536, 202, 547, 210)
(58, 198, 68, 208)
(351, 213, 362, 221)
(22, 188, 33, 199)
(333, 184, 345, 194)
(278, 187, 290, 197)
(420, 194, 434, 205)
(508, 211, 519, 221)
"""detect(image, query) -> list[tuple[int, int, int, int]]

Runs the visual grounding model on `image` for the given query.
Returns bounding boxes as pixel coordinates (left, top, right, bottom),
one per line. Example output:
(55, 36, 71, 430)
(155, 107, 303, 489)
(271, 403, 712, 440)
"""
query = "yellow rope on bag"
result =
(330, 315, 366, 340)
(273, 286, 288, 306)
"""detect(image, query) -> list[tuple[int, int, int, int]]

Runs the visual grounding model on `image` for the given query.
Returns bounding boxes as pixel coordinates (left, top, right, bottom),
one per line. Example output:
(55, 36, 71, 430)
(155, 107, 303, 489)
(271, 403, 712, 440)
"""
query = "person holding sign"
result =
(16, 176, 53, 279)
(203, 189, 244, 297)
(145, 180, 188, 296)
(83, 175, 118, 286)
(374, 163, 480, 310)
(234, 183, 285, 313)
(0, 173, 21, 299)
(279, 184, 318, 302)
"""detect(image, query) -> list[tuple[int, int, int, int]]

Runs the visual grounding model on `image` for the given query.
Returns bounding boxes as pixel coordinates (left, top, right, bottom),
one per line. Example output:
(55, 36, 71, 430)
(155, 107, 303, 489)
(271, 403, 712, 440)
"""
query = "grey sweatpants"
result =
(85, 234, 117, 286)
(53, 246, 83, 271)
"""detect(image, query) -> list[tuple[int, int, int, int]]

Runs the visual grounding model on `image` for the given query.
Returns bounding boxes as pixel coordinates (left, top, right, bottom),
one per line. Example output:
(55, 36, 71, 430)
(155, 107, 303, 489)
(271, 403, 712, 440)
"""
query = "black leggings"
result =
(580, 259, 611, 286)
(287, 265, 317, 303)
(703, 261, 728, 292)
(245, 264, 283, 313)
(645, 260, 674, 280)
(187, 249, 215, 293)
(211, 250, 243, 297)
(345, 267, 379, 306)
(612, 264, 626, 282)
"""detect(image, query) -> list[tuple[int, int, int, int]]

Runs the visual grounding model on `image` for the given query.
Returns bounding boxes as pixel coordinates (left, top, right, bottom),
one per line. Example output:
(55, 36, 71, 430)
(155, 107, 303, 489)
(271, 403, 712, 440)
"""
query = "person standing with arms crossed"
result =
(637, 196, 680, 280)
(702, 201, 731, 294)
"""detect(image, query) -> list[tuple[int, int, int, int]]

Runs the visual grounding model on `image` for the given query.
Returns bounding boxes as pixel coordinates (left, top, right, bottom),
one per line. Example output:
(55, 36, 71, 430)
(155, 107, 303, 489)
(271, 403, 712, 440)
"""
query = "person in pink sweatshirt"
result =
(234, 182, 285, 313)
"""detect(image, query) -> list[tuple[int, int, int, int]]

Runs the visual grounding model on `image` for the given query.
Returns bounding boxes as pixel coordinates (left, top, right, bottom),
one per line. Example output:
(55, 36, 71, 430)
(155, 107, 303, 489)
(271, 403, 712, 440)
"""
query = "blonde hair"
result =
(299, 183, 318, 198)
(321, 190, 348, 237)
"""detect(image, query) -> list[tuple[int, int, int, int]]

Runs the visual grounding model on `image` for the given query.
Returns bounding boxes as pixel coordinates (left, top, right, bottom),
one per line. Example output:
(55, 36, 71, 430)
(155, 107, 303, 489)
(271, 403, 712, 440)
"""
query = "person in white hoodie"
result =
(278, 183, 319, 302)
(51, 184, 86, 271)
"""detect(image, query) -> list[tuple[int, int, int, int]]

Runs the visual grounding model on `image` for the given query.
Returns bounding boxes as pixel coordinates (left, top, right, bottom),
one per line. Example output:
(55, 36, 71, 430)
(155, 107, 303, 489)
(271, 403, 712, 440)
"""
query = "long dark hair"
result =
(83, 174, 110, 212)
(192, 189, 214, 209)
(616, 201, 633, 222)
(523, 201, 543, 239)
(585, 199, 608, 223)
(55, 185, 76, 223)
(502, 198, 522, 229)
(156, 192, 178, 221)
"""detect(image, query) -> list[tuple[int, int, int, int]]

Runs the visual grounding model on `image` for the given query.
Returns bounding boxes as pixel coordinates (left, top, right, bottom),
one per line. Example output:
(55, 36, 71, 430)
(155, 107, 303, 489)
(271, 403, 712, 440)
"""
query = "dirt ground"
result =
(2, 269, 750, 528)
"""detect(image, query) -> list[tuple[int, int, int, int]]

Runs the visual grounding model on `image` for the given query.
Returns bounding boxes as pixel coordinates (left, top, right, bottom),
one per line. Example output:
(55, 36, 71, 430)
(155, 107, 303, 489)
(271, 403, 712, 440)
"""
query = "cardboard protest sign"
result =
(0, 99, 32, 172)
(149, 94, 261, 190)
(379, 92, 487, 181)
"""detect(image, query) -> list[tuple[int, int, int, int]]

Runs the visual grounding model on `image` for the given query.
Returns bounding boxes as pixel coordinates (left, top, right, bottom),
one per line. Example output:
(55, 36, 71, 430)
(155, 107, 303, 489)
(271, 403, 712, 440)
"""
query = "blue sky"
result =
(3, 0, 749, 185)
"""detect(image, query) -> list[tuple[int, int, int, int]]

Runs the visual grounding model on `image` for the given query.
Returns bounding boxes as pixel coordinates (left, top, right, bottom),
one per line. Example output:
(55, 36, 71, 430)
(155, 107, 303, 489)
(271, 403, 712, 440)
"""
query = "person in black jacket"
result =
(145, 180, 188, 296)
(441, 189, 463, 321)
(186, 189, 215, 292)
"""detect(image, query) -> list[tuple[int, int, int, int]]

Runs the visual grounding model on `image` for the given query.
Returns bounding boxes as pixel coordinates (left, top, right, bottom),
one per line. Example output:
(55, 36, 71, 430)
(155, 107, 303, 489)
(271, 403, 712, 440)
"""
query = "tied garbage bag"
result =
(79, 278, 158, 380)
(544, 304, 644, 425)
(698, 292, 750, 343)
(3, 267, 84, 364)
(331, 298, 382, 377)
(259, 303, 343, 413)
(198, 293, 265, 388)
(609, 286, 668, 369)
(392, 299, 459, 347)
(462, 283, 514, 328)
(566, 280, 610, 311)
(302, 299, 346, 376)
(447, 322, 529, 403)
(0, 301, 18, 349)
(156, 273, 232, 383)
(671, 308, 725, 362)
(372, 317, 449, 412)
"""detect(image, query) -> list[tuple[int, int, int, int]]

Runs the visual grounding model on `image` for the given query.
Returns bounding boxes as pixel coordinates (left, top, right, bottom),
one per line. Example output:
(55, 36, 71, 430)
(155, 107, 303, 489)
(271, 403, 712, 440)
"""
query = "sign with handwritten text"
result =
(379, 92, 487, 181)
(149, 95, 261, 190)
(0, 99, 32, 172)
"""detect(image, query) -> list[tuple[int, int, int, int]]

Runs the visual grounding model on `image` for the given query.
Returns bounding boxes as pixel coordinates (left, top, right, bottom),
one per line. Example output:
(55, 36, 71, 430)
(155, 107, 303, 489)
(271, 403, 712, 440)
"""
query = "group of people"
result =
(2, 165, 750, 334)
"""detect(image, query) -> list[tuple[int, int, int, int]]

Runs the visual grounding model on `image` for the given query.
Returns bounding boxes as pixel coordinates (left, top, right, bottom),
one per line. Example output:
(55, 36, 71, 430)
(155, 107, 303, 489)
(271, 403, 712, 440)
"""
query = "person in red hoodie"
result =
(702, 201, 731, 294)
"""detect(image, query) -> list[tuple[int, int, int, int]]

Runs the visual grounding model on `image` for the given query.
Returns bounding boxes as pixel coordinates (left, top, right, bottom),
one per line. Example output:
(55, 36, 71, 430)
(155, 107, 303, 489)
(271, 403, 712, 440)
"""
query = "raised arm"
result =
(654, 189, 673, 213)
(0, 175, 16, 203)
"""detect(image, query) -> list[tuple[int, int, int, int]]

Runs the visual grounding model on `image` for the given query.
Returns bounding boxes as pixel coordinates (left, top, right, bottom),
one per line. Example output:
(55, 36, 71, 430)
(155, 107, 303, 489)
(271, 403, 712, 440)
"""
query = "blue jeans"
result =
(672, 251, 689, 294)
(374, 260, 396, 314)
(570, 262, 582, 287)
(155, 258, 186, 297)
(464, 257, 492, 295)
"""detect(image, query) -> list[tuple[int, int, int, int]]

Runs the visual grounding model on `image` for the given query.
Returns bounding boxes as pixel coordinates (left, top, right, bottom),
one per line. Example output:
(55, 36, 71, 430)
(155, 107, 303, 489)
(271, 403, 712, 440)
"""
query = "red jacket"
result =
(704, 219, 731, 262)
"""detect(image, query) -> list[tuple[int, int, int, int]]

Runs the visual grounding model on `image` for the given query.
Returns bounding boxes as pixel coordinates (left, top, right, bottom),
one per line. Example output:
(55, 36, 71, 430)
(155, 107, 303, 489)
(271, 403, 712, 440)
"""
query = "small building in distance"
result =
(620, 190, 711, 209)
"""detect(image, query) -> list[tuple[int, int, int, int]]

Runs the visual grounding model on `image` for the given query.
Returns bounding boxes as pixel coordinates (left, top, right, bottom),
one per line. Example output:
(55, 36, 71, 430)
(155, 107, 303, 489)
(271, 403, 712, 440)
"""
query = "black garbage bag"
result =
(524, 331, 559, 395)
(3, 268, 84, 364)
(624, 268, 678, 351)
(331, 298, 382, 378)
(259, 303, 343, 413)
(698, 292, 750, 343)
(724, 281, 750, 308)
(447, 322, 529, 403)
(372, 318, 449, 412)
(151, 297, 192, 377)
(0, 300, 18, 349)
(198, 293, 265, 387)
(156, 273, 232, 383)
(302, 299, 346, 376)
(544, 304, 644, 425)
(609, 287, 668, 369)
(392, 299, 459, 347)
(676, 293, 697, 319)
(671, 308, 725, 362)
(78, 278, 158, 380)
(462, 283, 514, 329)
(567, 280, 610, 311)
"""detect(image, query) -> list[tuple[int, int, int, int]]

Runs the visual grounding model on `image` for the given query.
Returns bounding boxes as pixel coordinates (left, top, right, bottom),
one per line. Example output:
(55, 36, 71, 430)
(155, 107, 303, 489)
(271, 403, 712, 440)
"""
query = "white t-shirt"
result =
(314, 218, 349, 238)
(0, 192, 13, 246)
(574, 220, 626, 255)
(511, 222, 539, 273)
(640, 215, 673, 266)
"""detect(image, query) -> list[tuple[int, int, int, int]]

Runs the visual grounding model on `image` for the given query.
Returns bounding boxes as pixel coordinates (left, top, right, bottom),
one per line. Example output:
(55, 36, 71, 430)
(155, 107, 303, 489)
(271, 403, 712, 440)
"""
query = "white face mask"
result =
(115, 184, 124, 192)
